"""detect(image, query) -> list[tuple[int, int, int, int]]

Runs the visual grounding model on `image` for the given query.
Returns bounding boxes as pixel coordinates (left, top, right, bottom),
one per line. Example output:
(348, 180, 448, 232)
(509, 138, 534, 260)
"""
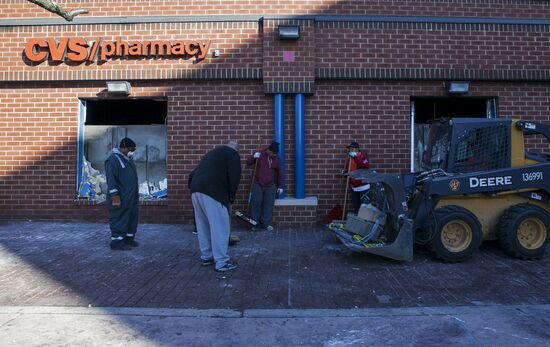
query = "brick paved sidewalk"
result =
(0, 221, 549, 309)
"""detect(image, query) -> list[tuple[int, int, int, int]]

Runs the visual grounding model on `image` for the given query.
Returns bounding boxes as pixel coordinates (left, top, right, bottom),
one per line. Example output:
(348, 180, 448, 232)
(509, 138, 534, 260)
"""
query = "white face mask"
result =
(127, 151, 135, 158)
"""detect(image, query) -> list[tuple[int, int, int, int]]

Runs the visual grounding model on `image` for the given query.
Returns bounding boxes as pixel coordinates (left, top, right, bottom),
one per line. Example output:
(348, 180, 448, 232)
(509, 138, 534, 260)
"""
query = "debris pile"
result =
(78, 158, 168, 202)
(139, 178, 167, 200)
(78, 158, 107, 203)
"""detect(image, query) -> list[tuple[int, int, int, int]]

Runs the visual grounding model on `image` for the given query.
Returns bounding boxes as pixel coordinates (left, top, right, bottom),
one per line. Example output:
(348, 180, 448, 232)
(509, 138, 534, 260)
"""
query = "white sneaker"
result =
(265, 225, 274, 231)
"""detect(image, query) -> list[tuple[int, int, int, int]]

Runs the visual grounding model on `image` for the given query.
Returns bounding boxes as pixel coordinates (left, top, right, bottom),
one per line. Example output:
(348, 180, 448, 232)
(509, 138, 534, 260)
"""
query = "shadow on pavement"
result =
(0, 221, 549, 345)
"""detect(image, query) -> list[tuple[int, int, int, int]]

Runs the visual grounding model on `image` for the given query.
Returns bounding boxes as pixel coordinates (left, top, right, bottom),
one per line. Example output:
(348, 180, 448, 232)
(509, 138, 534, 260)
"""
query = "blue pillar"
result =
(294, 94, 305, 199)
(274, 94, 285, 199)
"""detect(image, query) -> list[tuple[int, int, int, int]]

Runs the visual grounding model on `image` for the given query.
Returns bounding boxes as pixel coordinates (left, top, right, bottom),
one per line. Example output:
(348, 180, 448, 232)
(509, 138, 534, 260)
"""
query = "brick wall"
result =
(263, 19, 316, 94)
(316, 22, 550, 71)
(2, 0, 550, 19)
(0, 81, 273, 223)
(1, 1, 550, 225)
(0, 21, 262, 82)
(310, 81, 550, 219)
(1, 81, 549, 225)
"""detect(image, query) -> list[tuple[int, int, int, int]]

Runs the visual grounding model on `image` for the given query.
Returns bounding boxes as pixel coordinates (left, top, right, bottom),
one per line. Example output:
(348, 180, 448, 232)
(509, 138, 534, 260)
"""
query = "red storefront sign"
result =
(24, 38, 211, 63)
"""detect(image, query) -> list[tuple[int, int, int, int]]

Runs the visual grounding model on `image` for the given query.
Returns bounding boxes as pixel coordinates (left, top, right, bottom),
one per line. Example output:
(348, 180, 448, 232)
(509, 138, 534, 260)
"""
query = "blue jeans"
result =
(250, 183, 276, 227)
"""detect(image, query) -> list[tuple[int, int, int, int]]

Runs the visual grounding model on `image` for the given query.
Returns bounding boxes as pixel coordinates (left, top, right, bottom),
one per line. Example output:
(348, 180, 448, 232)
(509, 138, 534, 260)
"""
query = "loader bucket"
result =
(328, 169, 414, 261)
(330, 218, 413, 261)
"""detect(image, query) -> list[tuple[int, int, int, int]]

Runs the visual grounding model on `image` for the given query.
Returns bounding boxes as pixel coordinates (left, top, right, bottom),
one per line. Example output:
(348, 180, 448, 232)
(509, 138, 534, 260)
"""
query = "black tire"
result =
(426, 205, 482, 262)
(497, 203, 550, 260)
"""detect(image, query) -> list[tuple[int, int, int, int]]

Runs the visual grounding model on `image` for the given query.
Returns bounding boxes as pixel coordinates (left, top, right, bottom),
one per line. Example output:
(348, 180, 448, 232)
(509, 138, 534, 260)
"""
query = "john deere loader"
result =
(329, 118, 550, 262)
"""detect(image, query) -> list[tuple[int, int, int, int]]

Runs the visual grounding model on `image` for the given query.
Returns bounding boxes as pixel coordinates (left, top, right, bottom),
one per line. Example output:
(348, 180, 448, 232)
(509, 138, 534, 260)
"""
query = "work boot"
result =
(110, 240, 131, 251)
(124, 237, 139, 247)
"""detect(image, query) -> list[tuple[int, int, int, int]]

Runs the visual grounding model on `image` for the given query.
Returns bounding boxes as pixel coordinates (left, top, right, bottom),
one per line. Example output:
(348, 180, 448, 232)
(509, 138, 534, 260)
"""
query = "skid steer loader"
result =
(328, 118, 550, 262)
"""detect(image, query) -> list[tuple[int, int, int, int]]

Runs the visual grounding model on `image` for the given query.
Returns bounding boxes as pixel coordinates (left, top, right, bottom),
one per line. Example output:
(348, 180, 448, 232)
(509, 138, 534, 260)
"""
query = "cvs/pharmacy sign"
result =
(24, 37, 211, 64)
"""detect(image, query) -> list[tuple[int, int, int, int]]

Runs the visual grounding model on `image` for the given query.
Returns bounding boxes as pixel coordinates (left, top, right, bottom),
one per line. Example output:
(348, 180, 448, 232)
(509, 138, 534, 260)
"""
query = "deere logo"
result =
(449, 179, 460, 191)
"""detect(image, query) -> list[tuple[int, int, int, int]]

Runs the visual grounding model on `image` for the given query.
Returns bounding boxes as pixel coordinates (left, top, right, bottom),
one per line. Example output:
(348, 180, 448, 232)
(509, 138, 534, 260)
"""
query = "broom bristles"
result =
(234, 211, 259, 226)
(322, 204, 343, 225)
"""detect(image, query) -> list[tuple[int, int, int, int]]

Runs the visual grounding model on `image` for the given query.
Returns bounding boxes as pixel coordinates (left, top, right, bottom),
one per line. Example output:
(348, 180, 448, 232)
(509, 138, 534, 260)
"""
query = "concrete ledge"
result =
(274, 196, 318, 206)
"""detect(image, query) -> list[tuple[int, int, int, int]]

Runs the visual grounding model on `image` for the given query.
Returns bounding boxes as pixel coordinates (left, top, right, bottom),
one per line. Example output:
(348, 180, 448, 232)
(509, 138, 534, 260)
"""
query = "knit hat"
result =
(268, 141, 280, 154)
(346, 141, 360, 149)
(119, 137, 136, 149)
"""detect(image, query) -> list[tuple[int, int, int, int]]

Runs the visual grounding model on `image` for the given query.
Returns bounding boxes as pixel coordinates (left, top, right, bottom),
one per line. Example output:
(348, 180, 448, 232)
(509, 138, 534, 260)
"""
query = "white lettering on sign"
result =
(530, 192, 542, 201)
(469, 176, 512, 188)
(522, 172, 543, 181)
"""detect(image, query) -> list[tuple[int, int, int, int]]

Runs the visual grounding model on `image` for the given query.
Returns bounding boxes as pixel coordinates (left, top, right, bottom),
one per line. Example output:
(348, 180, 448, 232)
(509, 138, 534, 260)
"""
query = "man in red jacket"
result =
(343, 141, 370, 214)
(247, 141, 283, 231)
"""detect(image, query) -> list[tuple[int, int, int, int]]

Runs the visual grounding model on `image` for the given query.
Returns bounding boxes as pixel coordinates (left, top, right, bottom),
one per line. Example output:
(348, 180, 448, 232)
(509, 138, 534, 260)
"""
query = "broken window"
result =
(410, 96, 497, 172)
(77, 98, 168, 202)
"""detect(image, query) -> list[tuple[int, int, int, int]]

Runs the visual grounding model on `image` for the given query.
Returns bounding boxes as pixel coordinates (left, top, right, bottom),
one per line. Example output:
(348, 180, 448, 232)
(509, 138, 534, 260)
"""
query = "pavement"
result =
(0, 220, 549, 346)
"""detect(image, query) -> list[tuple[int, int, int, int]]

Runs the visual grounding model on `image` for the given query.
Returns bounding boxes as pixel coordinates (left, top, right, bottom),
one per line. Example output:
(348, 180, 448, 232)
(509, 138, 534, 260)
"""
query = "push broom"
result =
(234, 158, 259, 226)
(321, 157, 351, 224)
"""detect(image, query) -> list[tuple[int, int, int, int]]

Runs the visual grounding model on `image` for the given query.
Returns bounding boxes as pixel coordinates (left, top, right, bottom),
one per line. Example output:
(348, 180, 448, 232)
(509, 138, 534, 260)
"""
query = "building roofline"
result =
(2, 14, 550, 27)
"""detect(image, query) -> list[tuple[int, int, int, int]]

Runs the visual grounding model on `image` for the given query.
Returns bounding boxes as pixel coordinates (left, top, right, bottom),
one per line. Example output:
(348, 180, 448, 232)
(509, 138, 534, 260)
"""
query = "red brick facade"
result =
(1, 1, 549, 225)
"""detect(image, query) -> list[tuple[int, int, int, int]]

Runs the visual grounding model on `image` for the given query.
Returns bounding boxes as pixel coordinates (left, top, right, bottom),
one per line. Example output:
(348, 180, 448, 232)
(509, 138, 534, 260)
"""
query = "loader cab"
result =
(421, 118, 512, 174)
(421, 118, 451, 171)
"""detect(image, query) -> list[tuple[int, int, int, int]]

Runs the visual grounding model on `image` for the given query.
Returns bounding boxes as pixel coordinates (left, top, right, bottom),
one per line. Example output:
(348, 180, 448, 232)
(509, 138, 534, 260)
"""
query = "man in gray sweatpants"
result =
(189, 141, 241, 272)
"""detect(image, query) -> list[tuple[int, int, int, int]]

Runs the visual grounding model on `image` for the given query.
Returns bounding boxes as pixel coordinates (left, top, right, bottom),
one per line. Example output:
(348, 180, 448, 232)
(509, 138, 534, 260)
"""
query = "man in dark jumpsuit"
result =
(105, 137, 139, 251)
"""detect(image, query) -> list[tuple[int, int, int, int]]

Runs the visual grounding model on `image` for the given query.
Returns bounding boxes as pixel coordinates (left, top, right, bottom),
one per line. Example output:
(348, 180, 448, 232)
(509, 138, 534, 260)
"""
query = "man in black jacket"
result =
(189, 141, 241, 272)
